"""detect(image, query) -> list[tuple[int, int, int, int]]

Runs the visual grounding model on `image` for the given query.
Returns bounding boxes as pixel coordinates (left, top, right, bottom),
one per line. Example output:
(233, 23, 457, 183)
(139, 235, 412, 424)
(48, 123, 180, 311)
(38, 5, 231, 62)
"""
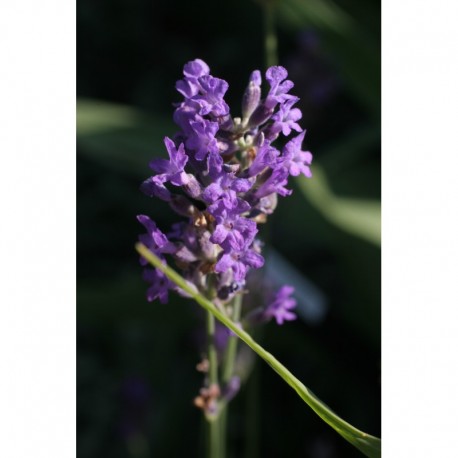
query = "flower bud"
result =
(248, 102, 274, 128)
(254, 131, 265, 147)
(199, 230, 218, 260)
(183, 174, 202, 199)
(170, 195, 197, 217)
(242, 81, 261, 120)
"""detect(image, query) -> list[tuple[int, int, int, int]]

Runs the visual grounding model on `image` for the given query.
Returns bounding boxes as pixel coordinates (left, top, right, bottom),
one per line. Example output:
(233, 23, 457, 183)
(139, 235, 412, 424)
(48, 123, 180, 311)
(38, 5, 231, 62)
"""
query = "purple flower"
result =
(202, 172, 252, 209)
(254, 167, 292, 199)
(265, 66, 295, 109)
(118, 376, 151, 439)
(215, 248, 264, 281)
(149, 137, 189, 186)
(269, 97, 303, 137)
(264, 286, 297, 325)
(140, 174, 172, 202)
(136, 59, 314, 415)
(186, 118, 220, 160)
(138, 59, 312, 305)
(173, 102, 200, 137)
(199, 152, 223, 182)
(222, 376, 241, 402)
(280, 131, 313, 178)
(193, 75, 230, 117)
(266, 66, 288, 90)
(207, 197, 250, 224)
(245, 142, 279, 177)
(137, 215, 176, 264)
(211, 215, 257, 252)
(143, 268, 172, 304)
(242, 70, 262, 120)
(183, 59, 210, 78)
(214, 322, 231, 353)
(176, 59, 210, 98)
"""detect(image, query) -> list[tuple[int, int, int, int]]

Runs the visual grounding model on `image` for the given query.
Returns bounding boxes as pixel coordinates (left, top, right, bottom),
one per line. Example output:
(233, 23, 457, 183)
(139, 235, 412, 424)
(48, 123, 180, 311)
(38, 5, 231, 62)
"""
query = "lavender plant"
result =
(136, 59, 380, 458)
(138, 59, 310, 307)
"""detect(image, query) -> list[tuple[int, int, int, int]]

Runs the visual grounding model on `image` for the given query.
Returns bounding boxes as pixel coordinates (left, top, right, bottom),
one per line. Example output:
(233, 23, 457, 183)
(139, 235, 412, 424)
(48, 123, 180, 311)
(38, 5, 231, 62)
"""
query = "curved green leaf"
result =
(135, 243, 381, 457)
(297, 165, 381, 246)
(77, 98, 175, 176)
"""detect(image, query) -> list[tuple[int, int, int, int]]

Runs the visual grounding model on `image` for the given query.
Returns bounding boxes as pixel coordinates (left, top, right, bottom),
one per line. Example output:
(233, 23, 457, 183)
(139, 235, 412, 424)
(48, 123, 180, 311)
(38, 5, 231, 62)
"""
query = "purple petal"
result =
(231, 261, 247, 282)
(266, 66, 288, 86)
(203, 183, 223, 203)
(242, 250, 264, 269)
(232, 178, 252, 193)
(264, 285, 297, 325)
(149, 158, 169, 174)
(183, 59, 210, 78)
(215, 253, 234, 273)
(250, 70, 262, 86)
(176, 79, 198, 98)
(211, 224, 229, 245)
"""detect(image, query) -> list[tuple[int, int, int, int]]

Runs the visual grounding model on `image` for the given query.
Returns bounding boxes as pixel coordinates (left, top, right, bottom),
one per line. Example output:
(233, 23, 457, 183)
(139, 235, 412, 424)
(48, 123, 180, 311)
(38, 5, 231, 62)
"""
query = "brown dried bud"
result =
(200, 261, 215, 275)
(193, 396, 205, 409)
(196, 359, 209, 373)
(247, 146, 258, 166)
(253, 213, 268, 224)
(208, 383, 221, 399)
(193, 382, 221, 413)
(193, 212, 209, 228)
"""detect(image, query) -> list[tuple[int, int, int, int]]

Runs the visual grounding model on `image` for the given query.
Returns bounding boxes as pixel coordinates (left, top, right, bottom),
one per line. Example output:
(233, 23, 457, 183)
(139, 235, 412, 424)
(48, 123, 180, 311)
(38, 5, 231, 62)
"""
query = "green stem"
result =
(207, 311, 218, 387)
(135, 243, 381, 458)
(206, 310, 221, 458)
(208, 417, 219, 458)
(219, 410, 227, 458)
(264, 0, 278, 68)
(219, 294, 243, 458)
(245, 357, 260, 458)
(222, 294, 243, 382)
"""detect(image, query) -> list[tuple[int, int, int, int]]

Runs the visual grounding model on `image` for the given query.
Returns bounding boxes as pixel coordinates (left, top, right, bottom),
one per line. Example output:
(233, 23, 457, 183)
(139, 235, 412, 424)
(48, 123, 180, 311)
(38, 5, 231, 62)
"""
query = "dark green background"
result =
(77, 0, 381, 456)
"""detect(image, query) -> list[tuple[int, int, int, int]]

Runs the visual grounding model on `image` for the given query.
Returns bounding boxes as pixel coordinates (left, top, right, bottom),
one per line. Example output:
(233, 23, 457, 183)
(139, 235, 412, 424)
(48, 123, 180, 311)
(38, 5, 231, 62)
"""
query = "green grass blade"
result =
(77, 98, 175, 176)
(135, 243, 381, 457)
(297, 165, 381, 246)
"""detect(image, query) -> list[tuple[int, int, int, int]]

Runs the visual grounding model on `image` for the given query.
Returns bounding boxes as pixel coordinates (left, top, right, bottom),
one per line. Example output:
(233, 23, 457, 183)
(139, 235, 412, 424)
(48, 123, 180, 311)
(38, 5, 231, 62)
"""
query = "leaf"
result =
(135, 243, 381, 457)
(297, 165, 381, 246)
(77, 98, 175, 176)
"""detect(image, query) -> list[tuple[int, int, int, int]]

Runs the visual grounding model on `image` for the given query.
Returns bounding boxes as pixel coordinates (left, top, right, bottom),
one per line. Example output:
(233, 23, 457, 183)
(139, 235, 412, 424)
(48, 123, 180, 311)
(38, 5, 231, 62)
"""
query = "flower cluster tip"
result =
(138, 59, 312, 320)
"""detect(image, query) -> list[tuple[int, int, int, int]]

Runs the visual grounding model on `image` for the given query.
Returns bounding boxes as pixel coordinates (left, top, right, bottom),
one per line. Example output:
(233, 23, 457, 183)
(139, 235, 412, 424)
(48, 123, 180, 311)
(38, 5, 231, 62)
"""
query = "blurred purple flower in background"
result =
(286, 30, 341, 126)
(119, 376, 152, 441)
(263, 285, 298, 325)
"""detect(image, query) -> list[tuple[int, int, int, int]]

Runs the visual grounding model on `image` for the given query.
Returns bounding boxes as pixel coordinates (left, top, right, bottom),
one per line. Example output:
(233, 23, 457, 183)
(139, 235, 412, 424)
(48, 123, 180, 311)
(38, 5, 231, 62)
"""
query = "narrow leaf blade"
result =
(135, 243, 381, 457)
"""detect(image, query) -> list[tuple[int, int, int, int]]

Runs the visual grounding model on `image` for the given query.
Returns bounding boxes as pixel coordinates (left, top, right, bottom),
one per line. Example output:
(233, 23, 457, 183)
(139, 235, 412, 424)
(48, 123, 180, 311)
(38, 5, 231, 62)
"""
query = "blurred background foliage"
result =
(77, 0, 380, 456)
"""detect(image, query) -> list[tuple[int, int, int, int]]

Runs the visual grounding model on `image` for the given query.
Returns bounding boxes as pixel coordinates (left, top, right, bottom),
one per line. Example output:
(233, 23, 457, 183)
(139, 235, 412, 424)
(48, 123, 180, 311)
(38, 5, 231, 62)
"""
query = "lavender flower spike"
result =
(138, 58, 312, 308)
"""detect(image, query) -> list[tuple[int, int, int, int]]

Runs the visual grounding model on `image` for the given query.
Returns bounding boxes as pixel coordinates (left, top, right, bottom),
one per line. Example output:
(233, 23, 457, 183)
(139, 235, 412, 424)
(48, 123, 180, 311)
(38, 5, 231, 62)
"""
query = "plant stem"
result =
(206, 310, 220, 458)
(207, 311, 218, 387)
(264, 0, 278, 68)
(219, 294, 243, 458)
(208, 417, 219, 458)
(245, 359, 260, 458)
(222, 294, 243, 382)
(219, 413, 226, 458)
(136, 244, 381, 458)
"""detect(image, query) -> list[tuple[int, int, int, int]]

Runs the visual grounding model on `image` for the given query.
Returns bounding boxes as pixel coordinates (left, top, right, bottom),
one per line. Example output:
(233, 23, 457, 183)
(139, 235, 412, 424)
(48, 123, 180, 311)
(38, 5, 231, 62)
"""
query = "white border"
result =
(0, 1, 76, 457)
(1, 0, 458, 456)
(383, 0, 458, 456)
